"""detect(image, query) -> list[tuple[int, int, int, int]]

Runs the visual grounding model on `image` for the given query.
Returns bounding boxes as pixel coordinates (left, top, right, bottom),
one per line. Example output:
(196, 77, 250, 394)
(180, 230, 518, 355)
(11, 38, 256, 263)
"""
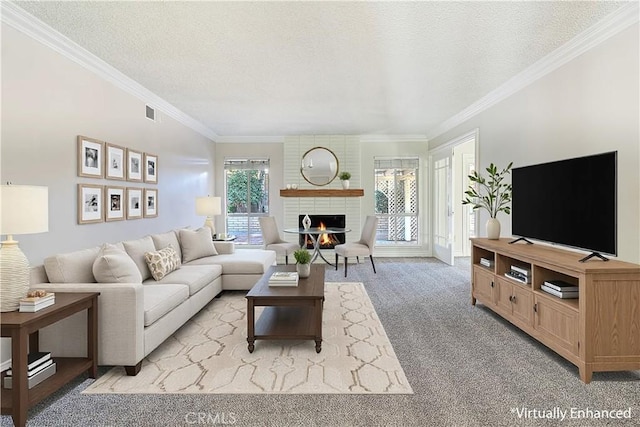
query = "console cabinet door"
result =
(534, 294, 579, 355)
(473, 267, 495, 306)
(511, 284, 533, 327)
(494, 278, 514, 314)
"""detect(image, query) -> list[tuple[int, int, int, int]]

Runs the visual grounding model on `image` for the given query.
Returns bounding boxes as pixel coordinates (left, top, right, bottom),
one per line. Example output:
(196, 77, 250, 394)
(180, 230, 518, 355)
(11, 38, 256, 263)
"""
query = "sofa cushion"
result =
(122, 236, 156, 281)
(143, 284, 189, 327)
(145, 246, 181, 281)
(44, 246, 101, 283)
(186, 249, 275, 275)
(151, 231, 182, 262)
(179, 228, 218, 263)
(93, 243, 142, 283)
(144, 265, 222, 296)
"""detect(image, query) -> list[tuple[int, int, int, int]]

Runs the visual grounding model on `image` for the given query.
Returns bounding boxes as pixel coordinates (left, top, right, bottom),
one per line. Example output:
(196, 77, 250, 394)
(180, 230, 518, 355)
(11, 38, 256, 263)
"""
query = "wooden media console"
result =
(470, 238, 640, 383)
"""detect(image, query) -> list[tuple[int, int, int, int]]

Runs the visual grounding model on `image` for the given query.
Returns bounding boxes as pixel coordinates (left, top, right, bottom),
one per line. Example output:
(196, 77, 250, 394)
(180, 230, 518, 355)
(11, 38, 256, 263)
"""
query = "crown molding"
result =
(426, 2, 639, 141)
(428, 128, 478, 154)
(1, 1, 219, 141)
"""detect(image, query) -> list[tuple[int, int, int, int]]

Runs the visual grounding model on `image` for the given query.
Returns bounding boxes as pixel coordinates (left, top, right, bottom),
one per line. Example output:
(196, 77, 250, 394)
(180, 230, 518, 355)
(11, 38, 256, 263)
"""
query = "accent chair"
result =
(258, 216, 299, 265)
(334, 215, 378, 277)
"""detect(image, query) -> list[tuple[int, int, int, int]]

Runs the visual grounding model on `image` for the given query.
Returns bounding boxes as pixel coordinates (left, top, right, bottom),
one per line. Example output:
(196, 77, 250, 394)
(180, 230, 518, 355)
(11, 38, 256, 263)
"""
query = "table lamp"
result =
(195, 196, 221, 237)
(0, 185, 49, 312)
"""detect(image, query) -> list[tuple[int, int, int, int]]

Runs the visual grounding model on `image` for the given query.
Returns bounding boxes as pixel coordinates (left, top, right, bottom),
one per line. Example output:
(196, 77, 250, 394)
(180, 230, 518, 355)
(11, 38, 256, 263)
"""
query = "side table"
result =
(1, 292, 99, 427)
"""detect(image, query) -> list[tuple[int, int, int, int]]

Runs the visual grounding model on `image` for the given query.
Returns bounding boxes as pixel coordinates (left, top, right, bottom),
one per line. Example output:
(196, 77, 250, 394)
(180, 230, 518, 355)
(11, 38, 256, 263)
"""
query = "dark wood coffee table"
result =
(246, 264, 325, 353)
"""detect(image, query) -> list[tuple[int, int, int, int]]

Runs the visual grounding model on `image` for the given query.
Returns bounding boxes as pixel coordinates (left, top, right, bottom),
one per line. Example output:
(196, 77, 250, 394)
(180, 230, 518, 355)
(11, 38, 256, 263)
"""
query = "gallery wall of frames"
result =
(77, 135, 158, 224)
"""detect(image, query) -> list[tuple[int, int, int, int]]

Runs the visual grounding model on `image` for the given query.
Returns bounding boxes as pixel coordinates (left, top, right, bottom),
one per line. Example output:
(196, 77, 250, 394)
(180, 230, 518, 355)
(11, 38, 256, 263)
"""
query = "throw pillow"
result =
(45, 246, 101, 283)
(151, 230, 183, 261)
(144, 246, 181, 281)
(122, 236, 156, 281)
(179, 228, 218, 263)
(93, 243, 142, 283)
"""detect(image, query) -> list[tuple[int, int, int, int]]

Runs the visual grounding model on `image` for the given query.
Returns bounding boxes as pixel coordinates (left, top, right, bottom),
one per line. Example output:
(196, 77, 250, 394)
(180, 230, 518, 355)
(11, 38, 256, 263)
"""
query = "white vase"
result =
(341, 180, 350, 190)
(486, 218, 501, 240)
(302, 214, 311, 230)
(297, 263, 311, 278)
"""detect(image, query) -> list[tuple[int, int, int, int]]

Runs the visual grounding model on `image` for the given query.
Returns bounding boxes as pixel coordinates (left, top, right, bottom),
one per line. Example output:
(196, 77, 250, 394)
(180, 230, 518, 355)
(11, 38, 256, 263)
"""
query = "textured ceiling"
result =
(15, 1, 627, 138)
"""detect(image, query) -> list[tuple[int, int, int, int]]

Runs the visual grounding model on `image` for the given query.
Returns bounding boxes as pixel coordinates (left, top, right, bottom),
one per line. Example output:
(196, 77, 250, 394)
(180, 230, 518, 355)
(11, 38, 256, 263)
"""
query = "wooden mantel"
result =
(280, 189, 364, 197)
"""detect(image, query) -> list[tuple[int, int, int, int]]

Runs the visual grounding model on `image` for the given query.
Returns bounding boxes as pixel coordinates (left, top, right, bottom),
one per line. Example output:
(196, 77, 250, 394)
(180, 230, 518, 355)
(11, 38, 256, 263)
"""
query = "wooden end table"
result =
(246, 264, 325, 353)
(1, 292, 99, 427)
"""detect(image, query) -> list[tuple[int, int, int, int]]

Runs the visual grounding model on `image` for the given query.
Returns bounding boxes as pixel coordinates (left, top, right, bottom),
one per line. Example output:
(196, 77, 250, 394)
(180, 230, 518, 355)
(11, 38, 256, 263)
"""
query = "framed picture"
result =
(127, 149, 143, 182)
(78, 184, 104, 224)
(126, 187, 143, 219)
(77, 136, 104, 178)
(144, 188, 158, 218)
(144, 153, 158, 184)
(105, 186, 125, 221)
(105, 143, 126, 180)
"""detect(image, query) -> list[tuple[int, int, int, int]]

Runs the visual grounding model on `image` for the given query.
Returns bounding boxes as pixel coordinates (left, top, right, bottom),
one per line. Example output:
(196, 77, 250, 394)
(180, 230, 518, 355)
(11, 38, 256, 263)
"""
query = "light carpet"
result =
(83, 282, 413, 394)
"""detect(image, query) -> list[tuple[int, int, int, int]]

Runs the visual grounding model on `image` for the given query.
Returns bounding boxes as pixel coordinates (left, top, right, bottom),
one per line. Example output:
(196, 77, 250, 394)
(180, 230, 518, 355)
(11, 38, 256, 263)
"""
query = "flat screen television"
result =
(511, 151, 617, 260)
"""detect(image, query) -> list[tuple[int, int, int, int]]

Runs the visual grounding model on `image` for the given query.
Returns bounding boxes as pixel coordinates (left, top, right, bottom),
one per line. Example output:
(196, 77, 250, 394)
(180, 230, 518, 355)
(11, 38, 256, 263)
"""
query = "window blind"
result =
(224, 159, 270, 170)
(374, 158, 419, 169)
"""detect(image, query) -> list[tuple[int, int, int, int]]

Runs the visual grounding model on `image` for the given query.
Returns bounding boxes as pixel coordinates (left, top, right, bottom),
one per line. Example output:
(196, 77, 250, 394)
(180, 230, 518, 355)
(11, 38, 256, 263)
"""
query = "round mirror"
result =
(300, 147, 339, 186)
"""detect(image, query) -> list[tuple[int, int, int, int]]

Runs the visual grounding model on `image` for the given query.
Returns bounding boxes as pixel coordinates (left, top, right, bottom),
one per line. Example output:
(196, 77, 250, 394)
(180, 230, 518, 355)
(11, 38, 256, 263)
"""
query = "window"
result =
(224, 159, 269, 245)
(374, 158, 419, 245)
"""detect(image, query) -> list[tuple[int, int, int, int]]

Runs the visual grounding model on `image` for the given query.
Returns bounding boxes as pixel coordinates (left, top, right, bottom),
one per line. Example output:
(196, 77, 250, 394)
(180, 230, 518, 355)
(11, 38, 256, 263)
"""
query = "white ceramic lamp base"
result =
(0, 239, 30, 312)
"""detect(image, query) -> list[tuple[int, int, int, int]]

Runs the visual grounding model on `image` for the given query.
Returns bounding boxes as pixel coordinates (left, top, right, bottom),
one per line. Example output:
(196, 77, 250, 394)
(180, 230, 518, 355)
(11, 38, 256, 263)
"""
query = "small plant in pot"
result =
(462, 162, 513, 240)
(293, 248, 312, 278)
(339, 171, 351, 189)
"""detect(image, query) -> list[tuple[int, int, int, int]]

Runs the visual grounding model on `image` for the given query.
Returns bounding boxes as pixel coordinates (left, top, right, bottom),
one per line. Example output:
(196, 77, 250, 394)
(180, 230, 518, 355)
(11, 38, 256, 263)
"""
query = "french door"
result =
(431, 147, 454, 265)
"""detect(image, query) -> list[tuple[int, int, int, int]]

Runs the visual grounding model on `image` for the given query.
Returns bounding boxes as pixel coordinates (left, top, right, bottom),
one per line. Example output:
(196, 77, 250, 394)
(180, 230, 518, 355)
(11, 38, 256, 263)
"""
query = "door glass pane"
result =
(433, 157, 449, 247)
(374, 158, 419, 245)
(225, 161, 269, 245)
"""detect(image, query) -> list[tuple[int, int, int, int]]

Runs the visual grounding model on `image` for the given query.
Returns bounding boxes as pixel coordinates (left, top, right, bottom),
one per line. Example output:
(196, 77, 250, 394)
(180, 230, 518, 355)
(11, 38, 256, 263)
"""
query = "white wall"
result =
(1, 24, 216, 267)
(1, 23, 216, 368)
(429, 24, 640, 263)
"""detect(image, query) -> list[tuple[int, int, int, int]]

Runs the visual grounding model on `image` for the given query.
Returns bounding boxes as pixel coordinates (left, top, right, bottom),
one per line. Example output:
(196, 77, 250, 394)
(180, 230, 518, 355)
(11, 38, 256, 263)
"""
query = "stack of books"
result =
(3, 351, 57, 389)
(480, 257, 494, 268)
(268, 271, 299, 287)
(19, 292, 55, 312)
(541, 280, 579, 299)
(504, 265, 531, 284)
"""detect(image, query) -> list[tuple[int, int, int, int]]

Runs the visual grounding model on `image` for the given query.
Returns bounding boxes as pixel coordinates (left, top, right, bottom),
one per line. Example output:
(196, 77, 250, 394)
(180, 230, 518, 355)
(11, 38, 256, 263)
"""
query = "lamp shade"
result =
(0, 185, 49, 236)
(195, 196, 221, 216)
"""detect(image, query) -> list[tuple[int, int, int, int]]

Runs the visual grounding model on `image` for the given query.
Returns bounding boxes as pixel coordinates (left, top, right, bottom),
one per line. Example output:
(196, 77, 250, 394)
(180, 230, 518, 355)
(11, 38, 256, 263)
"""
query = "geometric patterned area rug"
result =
(83, 282, 413, 394)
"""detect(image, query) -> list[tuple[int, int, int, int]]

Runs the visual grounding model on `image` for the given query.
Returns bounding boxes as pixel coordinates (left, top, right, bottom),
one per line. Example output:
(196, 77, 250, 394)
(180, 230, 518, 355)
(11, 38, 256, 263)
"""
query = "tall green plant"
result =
(462, 162, 513, 218)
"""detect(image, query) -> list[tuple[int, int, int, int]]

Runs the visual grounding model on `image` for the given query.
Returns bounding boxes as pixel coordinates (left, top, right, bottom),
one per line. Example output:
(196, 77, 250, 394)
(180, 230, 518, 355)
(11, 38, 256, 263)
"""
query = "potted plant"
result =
(339, 171, 351, 190)
(462, 162, 513, 239)
(293, 248, 311, 278)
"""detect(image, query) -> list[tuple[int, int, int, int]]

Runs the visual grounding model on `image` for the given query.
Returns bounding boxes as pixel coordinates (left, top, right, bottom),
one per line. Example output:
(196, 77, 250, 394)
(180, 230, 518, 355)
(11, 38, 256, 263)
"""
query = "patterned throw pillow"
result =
(144, 246, 181, 281)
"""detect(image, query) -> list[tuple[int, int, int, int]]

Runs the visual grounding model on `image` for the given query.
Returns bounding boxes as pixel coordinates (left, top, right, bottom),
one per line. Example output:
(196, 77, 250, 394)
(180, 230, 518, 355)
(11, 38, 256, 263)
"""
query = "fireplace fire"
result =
(298, 215, 346, 249)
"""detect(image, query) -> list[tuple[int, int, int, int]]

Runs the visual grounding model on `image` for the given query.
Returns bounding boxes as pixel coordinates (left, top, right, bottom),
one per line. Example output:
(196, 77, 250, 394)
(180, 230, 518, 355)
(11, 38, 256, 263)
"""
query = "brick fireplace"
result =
(298, 214, 346, 249)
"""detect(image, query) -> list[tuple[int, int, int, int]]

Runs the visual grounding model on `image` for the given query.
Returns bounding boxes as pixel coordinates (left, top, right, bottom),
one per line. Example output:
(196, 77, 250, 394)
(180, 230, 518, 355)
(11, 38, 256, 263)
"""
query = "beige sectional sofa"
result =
(29, 228, 276, 375)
